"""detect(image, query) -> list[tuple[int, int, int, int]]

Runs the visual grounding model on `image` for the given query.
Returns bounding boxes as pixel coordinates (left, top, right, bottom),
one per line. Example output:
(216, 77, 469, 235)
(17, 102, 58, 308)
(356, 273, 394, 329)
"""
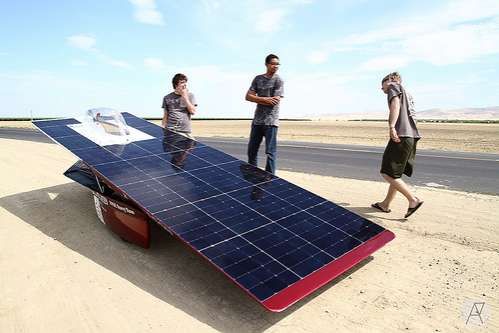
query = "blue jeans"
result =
(247, 124, 278, 174)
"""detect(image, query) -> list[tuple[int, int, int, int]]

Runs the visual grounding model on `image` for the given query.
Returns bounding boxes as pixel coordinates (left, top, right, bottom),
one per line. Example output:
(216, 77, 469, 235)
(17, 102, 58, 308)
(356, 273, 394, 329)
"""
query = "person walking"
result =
(372, 72, 424, 218)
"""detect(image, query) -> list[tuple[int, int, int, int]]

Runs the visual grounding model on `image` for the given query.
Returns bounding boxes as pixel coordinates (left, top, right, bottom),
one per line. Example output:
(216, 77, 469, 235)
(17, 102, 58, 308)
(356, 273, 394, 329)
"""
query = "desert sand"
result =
(0, 136, 498, 332)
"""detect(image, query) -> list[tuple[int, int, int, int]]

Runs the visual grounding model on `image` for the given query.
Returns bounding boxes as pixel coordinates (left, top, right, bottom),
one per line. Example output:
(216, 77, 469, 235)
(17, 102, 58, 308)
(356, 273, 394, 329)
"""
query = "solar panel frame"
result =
(33, 114, 395, 312)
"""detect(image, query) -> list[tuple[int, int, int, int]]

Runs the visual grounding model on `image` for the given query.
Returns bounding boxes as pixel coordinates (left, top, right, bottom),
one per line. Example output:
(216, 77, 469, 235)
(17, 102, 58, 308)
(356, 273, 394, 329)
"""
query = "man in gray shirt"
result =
(372, 72, 423, 218)
(245, 54, 284, 175)
(162, 73, 197, 137)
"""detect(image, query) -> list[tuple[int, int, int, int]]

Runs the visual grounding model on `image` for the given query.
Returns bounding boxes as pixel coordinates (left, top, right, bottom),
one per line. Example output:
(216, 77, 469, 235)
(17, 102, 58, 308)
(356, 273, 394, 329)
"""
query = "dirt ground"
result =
(3, 120, 499, 153)
(0, 138, 497, 332)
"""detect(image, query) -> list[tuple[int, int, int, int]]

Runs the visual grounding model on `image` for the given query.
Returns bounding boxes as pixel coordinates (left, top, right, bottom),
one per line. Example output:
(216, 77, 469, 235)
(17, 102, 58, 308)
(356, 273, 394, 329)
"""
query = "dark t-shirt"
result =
(387, 83, 420, 138)
(162, 92, 197, 133)
(249, 74, 284, 126)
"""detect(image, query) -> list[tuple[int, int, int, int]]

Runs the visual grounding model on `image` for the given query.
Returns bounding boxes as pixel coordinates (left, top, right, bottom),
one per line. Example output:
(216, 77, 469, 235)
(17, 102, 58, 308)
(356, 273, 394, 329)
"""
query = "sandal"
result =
(371, 202, 391, 213)
(405, 200, 424, 218)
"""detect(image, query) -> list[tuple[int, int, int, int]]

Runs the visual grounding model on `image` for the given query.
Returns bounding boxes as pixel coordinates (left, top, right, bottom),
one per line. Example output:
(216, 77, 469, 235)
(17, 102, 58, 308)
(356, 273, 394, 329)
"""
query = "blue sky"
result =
(1, 0, 499, 119)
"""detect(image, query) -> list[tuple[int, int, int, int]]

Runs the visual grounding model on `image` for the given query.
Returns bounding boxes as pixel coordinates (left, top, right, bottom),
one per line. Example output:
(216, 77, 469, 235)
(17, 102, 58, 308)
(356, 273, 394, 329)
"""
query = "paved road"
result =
(2, 127, 498, 195)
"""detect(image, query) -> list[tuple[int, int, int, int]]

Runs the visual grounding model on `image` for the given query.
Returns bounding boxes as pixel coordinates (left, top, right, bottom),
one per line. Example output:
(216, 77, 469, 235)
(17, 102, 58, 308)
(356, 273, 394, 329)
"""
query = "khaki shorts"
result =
(381, 137, 418, 179)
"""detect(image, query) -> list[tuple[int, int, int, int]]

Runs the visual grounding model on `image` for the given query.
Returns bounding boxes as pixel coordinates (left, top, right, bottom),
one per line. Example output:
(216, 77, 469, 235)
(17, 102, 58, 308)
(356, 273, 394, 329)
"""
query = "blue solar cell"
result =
(190, 167, 252, 193)
(201, 236, 248, 259)
(291, 252, 333, 277)
(337, 218, 367, 234)
(194, 195, 270, 233)
(164, 130, 206, 150)
(157, 151, 211, 172)
(93, 160, 150, 186)
(308, 229, 348, 249)
(126, 155, 178, 178)
(229, 186, 301, 221)
(224, 257, 262, 278)
(104, 143, 152, 160)
(216, 161, 275, 184)
(188, 146, 237, 165)
(73, 147, 121, 165)
(211, 244, 261, 269)
(277, 211, 324, 233)
(121, 113, 154, 128)
(154, 204, 209, 231)
(134, 123, 166, 138)
(323, 237, 362, 258)
(274, 269, 301, 287)
(271, 235, 309, 256)
(120, 179, 188, 213)
(351, 223, 384, 241)
(261, 178, 327, 210)
(263, 276, 289, 294)
(39, 125, 78, 138)
(33, 119, 80, 128)
(249, 283, 275, 301)
(156, 172, 222, 202)
(132, 138, 179, 155)
(56, 135, 99, 150)
(179, 221, 233, 244)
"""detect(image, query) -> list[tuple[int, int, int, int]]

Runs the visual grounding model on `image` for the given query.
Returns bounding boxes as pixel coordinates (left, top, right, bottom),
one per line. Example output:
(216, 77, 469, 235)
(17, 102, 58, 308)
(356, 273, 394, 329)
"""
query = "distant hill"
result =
(315, 106, 499, 120)
(417, 107, 499, 120)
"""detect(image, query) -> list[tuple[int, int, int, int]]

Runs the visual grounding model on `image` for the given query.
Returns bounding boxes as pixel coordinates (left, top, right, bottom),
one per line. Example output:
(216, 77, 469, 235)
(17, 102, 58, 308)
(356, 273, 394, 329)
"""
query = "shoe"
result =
(371, 202, 391, 213)
(405, 200, 423, 218)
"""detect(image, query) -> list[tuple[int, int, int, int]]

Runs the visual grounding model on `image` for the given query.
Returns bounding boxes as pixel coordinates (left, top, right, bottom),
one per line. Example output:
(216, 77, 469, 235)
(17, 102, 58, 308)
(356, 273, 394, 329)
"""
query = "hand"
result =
(175, 83, 189, 97)
(389, 127, 400, 142)
(180, 86, 189, 99)
(266, 96, 281, 106)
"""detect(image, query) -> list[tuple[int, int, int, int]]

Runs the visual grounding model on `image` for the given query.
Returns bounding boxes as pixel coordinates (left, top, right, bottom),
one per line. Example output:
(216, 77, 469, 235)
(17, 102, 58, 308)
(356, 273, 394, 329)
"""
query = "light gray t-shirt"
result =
(387, 83, 421, 138)
(249, 74, 284, 126)
(162, 92, 197, 133)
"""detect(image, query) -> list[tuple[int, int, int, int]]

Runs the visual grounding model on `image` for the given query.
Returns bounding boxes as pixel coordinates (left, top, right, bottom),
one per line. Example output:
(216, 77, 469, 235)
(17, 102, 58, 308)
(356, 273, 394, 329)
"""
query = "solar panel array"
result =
(34, 113, 391, 308)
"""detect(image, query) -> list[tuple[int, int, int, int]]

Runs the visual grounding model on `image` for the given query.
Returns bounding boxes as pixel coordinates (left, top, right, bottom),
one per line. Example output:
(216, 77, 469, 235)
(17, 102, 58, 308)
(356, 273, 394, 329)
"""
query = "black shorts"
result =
(381, 137, 418, 179)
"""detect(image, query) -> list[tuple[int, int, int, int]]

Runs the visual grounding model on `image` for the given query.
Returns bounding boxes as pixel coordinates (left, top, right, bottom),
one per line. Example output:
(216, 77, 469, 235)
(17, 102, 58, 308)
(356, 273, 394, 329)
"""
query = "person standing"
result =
(162, 73, 197, 138)
(372, 72, 424, 218)
(245, 54, 284, 175)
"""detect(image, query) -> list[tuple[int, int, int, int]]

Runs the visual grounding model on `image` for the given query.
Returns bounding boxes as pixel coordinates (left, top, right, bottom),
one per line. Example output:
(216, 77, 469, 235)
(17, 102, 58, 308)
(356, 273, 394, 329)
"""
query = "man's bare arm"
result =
(245, 90, 280, 106)
(388, 96, 401, 142)
(179, 89, 196, 115)
(161, 109, 168, 128)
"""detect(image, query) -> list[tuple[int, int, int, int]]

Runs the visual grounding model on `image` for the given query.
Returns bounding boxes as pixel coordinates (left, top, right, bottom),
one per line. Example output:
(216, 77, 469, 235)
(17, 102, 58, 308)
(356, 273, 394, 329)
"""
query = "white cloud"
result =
(330, 0, 499, 70)
(360, 55, 411, 71)
(144, 57, 165, 70)
(255, 8, 288, 33)
(201, 0, 221, 15)
(66, 34, 96, 51)
(104, 58, 132, 69)
(71, 60, 88, 67)
(66, 34, 132, 69)
(129, 0, 164, 26)
(306, 50, 329, 64)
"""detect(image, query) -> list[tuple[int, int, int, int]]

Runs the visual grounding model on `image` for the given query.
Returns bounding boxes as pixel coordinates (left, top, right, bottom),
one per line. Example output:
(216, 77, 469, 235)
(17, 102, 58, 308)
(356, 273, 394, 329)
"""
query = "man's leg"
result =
(247, 125, 264, 166)
(264, 125, 278, 174)
(376, 183, 397, 211)
(381, 173, 420, 208)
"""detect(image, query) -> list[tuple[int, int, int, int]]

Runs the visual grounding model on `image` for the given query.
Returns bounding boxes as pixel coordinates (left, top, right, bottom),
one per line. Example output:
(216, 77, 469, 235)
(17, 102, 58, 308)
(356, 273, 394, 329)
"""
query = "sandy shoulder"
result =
(0, 138, 498, 332)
